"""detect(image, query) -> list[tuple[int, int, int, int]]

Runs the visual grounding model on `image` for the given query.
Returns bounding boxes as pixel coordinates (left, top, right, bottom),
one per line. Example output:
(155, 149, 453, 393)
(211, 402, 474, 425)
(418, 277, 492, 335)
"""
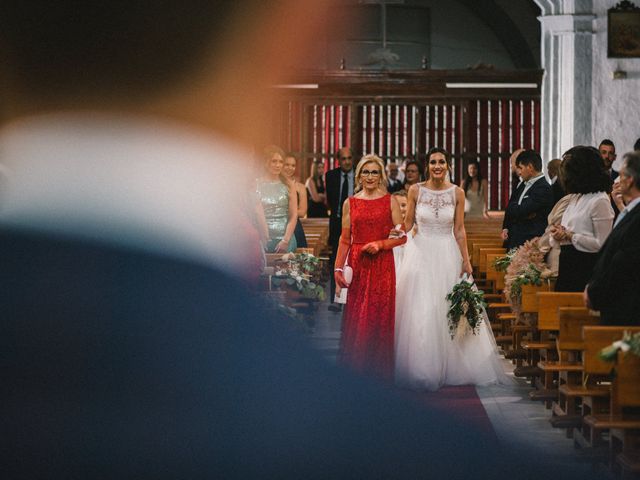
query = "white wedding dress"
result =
(395, 184, 509, 391)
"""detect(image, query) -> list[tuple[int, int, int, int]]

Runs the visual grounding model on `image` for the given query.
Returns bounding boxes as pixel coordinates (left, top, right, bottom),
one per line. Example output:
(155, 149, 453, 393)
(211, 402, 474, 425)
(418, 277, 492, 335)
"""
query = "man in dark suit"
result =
(386, 161, 403, 193)
(585, 151, 640, 326)
(325, 146, 354, 308)
(502, 150, 553, 250)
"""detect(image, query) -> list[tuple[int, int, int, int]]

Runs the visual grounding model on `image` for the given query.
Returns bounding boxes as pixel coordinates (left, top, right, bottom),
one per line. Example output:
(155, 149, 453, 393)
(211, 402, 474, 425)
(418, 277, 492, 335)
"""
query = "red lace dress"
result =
(339, 194, 396, 380)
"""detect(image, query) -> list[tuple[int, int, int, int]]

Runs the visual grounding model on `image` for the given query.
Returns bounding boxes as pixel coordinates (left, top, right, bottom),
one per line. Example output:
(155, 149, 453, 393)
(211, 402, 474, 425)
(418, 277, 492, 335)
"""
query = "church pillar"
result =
(536, 1, 595, 161)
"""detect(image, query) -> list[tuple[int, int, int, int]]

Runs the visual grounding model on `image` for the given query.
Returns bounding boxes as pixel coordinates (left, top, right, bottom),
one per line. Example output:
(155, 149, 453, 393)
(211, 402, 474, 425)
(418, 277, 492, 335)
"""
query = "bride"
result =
(394, 148, 509, 391)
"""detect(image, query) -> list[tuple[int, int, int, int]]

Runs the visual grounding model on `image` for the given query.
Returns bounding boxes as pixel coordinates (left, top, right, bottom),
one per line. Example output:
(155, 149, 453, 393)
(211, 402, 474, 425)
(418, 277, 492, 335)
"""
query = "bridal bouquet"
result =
(446, 276, 487, 339)
(599, 331, 640, 362)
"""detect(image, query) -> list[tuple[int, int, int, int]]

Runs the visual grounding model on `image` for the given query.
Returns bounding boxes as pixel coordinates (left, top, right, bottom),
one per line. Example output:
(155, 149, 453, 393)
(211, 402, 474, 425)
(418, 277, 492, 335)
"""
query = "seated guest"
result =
(502, 150, 553, 249)
(283, 153, 308, 248)
(386, 161, 403, 193)
(305, 160, 329, 218)
(257, 145, 297, 253)
(461, 160, 489, 218)
(547, 158, 565, 205)
(550, 146, 613, 292)
(402, 159, 423, 192)
(585, 151, 640, 325)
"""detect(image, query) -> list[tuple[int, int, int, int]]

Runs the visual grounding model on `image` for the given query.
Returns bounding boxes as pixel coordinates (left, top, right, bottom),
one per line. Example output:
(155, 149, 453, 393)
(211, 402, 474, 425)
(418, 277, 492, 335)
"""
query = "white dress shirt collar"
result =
(0, 113, 254, 274)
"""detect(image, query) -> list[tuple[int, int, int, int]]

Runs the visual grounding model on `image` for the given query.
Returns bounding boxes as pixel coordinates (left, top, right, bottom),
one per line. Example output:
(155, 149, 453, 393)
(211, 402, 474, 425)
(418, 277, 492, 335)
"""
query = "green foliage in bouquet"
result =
(271, 252, 326, 301)
(599, 331, 640, 362)
(492, 248, 517, 272)
(446, 280, 487, 339)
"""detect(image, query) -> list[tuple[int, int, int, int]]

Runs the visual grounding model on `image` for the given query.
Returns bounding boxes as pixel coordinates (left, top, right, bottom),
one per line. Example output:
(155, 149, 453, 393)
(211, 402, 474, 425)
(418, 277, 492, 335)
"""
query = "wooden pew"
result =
(548, 307, 600, 433)
(529, 292, 584, 404)
(572, 326, 640, 450)
(584, 349, 640, 473)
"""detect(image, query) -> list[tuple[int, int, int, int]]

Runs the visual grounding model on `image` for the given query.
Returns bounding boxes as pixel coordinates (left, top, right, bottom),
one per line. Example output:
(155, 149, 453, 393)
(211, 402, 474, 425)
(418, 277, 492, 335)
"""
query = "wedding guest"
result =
(326, 147, 354, 309)
(392, 190, 410, 276)
(257, 145, 297, 253)
(283, 153, 308, 248)
(386, 161, 403, 193)
(502, 150, 553, 249)
(461, 160, 489, 218)
(599, 139, 618, 181)
(550, 146, 613, 292)
(305, 160, 329, 218)
(547, 158, 565, 205)
(585, 151, 640, 325)
(334, 154, 405, 380)
(402, 159, 422, 192)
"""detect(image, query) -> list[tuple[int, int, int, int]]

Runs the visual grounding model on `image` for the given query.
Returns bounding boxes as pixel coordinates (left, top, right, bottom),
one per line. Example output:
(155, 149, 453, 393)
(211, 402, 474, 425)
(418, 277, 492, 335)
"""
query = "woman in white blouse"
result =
(550, 146, 614, 292)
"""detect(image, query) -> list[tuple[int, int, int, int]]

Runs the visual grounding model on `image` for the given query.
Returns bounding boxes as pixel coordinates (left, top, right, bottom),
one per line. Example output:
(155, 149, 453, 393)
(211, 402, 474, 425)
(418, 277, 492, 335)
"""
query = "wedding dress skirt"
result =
(394, 185, 509, 391)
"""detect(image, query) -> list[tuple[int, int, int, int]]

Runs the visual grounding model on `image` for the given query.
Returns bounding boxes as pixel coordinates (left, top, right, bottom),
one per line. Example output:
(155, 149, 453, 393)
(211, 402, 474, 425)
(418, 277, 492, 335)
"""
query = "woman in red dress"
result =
(334, 154, 406, 380)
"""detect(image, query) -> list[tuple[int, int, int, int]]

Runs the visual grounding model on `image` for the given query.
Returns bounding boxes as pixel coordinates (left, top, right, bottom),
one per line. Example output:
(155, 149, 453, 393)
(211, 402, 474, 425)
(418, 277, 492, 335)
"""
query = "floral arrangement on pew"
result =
(271, 252, 326, 301)
(599, 331, 640, 362)
(492, 247, 517, 272)
(503, 238, 554, 304)
(446, 275, 487, 339)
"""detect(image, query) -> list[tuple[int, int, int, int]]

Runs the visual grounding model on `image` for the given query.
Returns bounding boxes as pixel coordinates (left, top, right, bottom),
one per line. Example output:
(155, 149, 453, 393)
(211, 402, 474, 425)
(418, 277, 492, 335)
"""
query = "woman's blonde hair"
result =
(354, 154, 387, 192)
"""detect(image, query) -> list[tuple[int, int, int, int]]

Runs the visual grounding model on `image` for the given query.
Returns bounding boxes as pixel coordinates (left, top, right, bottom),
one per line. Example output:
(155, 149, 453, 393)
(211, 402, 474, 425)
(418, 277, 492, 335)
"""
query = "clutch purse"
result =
(334, 265, 353, 304)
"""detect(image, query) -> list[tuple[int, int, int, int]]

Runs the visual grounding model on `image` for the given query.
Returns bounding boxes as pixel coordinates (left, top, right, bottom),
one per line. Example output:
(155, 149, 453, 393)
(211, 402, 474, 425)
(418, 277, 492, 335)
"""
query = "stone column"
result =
(535, 1, 595, 161)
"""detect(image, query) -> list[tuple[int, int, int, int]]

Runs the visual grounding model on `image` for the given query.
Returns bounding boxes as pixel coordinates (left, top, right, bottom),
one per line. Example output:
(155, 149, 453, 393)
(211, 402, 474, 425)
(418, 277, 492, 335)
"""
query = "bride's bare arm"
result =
(404, 184, 419, 232)
(453, 187, 472, 275)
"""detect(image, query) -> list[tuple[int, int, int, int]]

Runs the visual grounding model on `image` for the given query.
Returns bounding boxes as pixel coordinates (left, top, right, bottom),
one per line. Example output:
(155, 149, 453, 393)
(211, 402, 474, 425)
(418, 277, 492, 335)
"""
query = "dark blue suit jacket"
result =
(503, 177, 553, 249)
(588, 206, 640, 325)
(0, 227, 503, 478)
(0, 227, 606, 478)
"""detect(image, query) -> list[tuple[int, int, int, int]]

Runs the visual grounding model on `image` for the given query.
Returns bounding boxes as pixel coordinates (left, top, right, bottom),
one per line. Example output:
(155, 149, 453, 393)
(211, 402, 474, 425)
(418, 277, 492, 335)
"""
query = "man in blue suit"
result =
(502, 150, 553, 249)
(0, 3, 603, 478)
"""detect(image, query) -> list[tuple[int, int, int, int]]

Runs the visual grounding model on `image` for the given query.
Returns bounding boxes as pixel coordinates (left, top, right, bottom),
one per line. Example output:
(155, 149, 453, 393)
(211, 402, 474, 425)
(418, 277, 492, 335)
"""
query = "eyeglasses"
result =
(361, 170, 380, 177)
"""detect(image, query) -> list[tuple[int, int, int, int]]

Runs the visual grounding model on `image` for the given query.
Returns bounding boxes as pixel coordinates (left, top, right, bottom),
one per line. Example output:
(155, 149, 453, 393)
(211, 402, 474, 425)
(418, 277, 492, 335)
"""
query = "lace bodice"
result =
(415, 185, 457, 236)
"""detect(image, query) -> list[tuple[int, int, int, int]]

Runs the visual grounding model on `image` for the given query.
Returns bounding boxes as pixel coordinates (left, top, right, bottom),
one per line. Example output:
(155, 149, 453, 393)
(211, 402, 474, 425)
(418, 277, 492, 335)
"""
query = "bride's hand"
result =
(461, 259, 472, 276)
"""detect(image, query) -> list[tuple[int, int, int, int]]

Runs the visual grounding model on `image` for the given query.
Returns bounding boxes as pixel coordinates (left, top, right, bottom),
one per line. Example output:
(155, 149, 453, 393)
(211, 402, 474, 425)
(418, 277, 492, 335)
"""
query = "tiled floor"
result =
(309, 298, 614, 478)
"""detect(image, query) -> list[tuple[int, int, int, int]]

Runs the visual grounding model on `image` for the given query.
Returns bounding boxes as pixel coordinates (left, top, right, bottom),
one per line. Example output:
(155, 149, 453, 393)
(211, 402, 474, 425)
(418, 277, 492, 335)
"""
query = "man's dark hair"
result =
(0, 1, 242, 99)
(599, 139, 615, 149)
(515, 149, 542, 172)
(633, 138, 640, 151)
(560, 145, 612, 194)
(622, 151, 640, 188)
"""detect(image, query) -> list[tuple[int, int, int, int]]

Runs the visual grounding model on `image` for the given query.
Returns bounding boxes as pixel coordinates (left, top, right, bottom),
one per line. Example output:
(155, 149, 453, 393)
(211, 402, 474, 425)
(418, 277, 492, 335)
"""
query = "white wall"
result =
(591, 0, 640, 155)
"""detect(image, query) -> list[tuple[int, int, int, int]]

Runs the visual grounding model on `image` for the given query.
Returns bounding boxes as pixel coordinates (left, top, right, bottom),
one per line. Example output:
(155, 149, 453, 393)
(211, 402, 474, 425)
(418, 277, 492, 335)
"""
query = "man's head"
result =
(598, 139, 616, 169)
(547, 159, 562, 179)
(386, 162, 399, 180)
(509, 148, 526, 175)
(619, 151, 640, 203)
(337, 147, 353, 173)
(515, 150, 543, 182)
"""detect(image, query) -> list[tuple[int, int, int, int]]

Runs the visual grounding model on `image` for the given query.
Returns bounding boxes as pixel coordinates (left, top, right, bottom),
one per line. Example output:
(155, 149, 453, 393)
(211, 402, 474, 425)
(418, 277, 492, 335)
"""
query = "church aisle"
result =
(309, 295, 613, 478)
